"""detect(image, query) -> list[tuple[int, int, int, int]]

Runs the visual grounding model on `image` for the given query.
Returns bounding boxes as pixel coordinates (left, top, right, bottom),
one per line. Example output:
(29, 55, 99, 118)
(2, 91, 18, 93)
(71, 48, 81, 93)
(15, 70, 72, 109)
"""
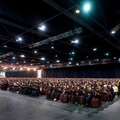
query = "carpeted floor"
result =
(0, 90, 120, 120)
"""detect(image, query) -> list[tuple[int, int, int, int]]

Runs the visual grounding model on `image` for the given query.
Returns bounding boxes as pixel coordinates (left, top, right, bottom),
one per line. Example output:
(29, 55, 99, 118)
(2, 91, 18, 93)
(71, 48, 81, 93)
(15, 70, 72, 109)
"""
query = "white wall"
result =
(0, 72, 6, 78)
(37, 70, 42, 78)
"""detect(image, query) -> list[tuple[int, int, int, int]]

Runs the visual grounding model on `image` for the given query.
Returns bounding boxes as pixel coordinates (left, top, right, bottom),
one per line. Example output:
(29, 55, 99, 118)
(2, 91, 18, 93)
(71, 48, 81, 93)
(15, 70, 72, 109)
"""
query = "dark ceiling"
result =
(0, 0, 120, 70)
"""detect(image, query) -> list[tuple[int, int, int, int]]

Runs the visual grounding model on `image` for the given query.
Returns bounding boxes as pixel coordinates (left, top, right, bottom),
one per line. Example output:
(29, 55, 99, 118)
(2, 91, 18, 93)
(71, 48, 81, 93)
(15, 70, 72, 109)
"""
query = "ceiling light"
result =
(71, 51, 75, 55)
(76, 63, 79, 66)
(50, 64, 53, 68)
(33, 68, 36, 71)
(105, 53, 109, 56)
(71, 39, 79, 44)
(20, 55, 25, 58)
(38, 25, 46, 31)
(56, 60, 60, 63)
(4, 67, 7, 69)
(118, 58, 120, 62)
(4, 45, 7, 47)
(55, 55, 58, 57)
(68, 62, 72, 64)
(114, 57, 116, 59)
(75, 39, 79, 43)
(70, 58, 73, 60)
(89, 61, 91, 64)
(83, 2, 91, 12)
(93, 48, 97, 51)
(20, 68, 23, 71)
(51, 46, 54, 49)
(96, 59, 99, 61)
(27, 68, 30, 71)
(111, 31, 115, 34)
(16, 37, 22, 41)
(34, 50, 37, 53)
(13, 68, 15, 70)
(75, 9, 80, 14)
(40, 57, 45, 60)
(12, 57, 16, 59)
(47, 61, 49, 63)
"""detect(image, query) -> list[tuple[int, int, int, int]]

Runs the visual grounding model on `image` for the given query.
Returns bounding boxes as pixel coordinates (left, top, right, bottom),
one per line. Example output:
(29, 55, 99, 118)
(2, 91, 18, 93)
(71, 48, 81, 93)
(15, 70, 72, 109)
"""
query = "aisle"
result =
(0, 91, 119, 120)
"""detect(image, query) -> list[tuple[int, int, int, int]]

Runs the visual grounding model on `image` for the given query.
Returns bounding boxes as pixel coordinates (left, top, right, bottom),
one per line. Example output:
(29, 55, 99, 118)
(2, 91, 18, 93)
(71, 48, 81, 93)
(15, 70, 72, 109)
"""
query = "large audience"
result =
(0, 78, 120, 108)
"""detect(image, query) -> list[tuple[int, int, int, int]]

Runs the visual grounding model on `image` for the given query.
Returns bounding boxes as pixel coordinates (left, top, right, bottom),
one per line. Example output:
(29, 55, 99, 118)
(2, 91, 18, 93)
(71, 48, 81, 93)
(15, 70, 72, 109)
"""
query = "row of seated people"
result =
(0, 78, 120, 108)
(46, 83, 119, 108)
(0, 79, 43, 97)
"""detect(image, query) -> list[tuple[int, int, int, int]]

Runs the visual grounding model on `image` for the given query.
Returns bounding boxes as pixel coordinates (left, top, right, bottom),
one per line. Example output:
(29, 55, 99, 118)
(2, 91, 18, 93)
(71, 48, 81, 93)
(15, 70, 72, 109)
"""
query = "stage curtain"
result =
(5, 71, 37, 78)
(42, 63, 120, 78)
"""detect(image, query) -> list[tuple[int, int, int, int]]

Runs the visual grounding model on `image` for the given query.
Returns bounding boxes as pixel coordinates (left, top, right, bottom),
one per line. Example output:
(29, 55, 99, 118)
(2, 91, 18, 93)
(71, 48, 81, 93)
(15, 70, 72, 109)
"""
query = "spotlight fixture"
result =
(71, 51, 75, 55)
(71, 39, 79, 44)
(56, 60, 60, 63)
(70, 58, 73, 60)
(34, 50, 37, 53)
(96, 59, 99, 61)
(12, 57, 16, 59)
(93, 48, 97, 51)
(40, 57, 45, 60)
(83, 2, 91, 12)
(68, 62, 72, 64)
(20, 55, 25, 58)
(55, 55, 58, 57)
(111, 31, 115, 34)
(47, 61, 49, 63)
(38, 25, 46, 31)
(51, 46, 54, 49)
(4, 45, 7, 47)
(27, 68, 30, 71)
(33, 68, 36, 71)
(105, 53, 110, 56)
(16, 37, 22, 41)
(23, 61, 26, 63)
(75, 9, 80, 14)
(50, 64, 53, 68)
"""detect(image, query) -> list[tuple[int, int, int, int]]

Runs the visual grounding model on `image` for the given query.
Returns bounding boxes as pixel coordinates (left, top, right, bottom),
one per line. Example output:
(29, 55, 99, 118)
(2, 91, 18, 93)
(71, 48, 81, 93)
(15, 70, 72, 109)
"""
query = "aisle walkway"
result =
(0, 91, 119, 120)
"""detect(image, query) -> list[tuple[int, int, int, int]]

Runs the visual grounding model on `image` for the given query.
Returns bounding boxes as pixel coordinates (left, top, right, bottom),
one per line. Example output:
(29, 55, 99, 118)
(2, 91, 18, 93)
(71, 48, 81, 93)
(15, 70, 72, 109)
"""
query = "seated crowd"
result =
(0, 78, 120, 108)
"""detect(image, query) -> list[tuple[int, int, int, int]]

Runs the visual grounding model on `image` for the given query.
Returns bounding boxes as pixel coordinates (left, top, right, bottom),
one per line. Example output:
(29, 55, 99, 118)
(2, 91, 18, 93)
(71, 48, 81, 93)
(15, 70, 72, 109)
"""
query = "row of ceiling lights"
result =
(1, 57, 120, 71)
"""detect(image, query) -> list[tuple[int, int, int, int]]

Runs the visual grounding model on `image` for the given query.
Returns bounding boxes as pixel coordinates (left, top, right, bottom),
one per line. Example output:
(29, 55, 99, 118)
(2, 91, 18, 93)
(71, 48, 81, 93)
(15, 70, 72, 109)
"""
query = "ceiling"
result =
(0, 0, 120, 71)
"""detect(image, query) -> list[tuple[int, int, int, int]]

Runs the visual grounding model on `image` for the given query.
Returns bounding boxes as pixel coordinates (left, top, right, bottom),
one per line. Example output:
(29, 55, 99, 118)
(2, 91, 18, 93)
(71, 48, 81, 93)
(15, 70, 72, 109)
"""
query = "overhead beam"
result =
(29, 27, 83, 48)
(0, 16, 49, 37)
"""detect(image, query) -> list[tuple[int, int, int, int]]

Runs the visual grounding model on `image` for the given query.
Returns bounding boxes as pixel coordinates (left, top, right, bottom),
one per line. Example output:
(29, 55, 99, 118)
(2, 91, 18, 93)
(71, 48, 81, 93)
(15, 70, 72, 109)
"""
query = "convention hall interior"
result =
(0, 0, 120, 120)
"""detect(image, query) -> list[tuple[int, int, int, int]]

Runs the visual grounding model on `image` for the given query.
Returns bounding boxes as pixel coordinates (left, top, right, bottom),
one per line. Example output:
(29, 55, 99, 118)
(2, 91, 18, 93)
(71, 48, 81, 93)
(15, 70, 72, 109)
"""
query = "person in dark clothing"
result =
(85, 92, 92, 107)
(1, 82, 8, 90)
(107, 84, 114, 101)
(90, 91, 102, 108)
